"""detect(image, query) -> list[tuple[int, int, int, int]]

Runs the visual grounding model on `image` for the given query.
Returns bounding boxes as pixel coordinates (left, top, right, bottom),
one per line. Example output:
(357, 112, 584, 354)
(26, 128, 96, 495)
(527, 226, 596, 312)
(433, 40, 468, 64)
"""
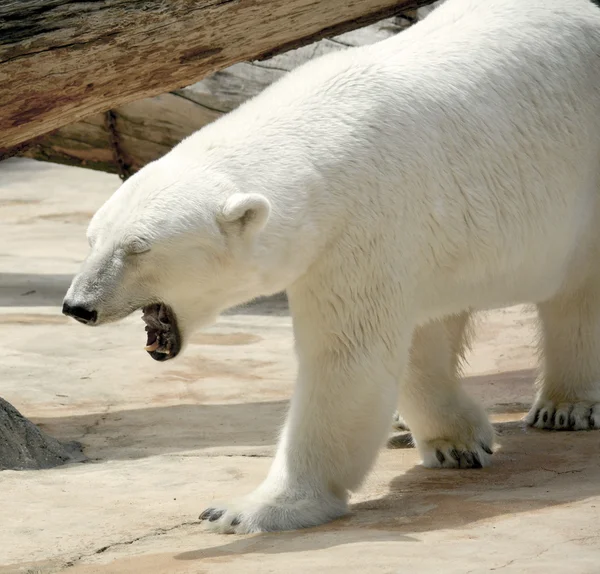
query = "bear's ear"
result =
(218, 193, 271, 236)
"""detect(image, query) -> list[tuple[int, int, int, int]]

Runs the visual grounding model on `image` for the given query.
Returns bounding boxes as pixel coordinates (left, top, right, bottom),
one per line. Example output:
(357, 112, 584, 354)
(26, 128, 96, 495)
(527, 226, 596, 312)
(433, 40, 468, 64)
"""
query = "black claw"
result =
(531, 409, 540, 426)
(566, 405, 575, 429)
(481, 443, 493, 455)
(199, 508, 215, 521)
(231, 516, 241, 527)
(542, 411, 548, 424)
(209, 509, 225, 522)
(569, 411, 577, 429)
(436, 450, 446, 464)
(472, 453, 483, 468)
(588, 407, 594, 430)
(557, 414, 565, 427)
(461, 451, 474, 468)
(450, 448, 460, 462)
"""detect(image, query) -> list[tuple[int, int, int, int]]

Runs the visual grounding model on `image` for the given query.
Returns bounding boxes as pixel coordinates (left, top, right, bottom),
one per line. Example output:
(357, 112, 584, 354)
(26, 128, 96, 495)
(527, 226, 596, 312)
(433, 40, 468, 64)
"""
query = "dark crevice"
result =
(170, 90, 228, 114)
(63, 520, 201, 569)
(0, 34, 118, 65)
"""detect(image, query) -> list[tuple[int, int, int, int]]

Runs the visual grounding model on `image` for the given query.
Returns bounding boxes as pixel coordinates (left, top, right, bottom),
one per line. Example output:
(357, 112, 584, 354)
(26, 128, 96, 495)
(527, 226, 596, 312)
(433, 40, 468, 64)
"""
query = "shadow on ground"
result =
(0, 273, 74, 307)
(34, 401, 289, 460)
(33, 369, 537, 462)
(13, 420, 600, 574)
(172, 421, 600, 561)
(14, 366, 600, 570)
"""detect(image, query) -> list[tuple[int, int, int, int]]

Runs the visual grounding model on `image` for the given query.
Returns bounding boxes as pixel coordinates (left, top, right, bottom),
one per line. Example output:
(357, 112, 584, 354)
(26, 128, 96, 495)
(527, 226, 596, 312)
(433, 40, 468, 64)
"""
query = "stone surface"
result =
(0, 158, 599, 573)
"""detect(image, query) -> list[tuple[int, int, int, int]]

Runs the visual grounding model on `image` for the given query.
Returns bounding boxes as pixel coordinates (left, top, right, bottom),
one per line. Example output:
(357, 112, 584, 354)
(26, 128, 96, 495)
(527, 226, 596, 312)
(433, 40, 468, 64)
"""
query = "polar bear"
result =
(63, 0, 600, 533)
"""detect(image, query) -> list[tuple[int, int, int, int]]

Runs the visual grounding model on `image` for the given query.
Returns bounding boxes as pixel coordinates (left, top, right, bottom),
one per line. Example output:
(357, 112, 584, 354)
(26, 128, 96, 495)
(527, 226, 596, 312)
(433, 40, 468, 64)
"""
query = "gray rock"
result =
(0, 397, 84, 471)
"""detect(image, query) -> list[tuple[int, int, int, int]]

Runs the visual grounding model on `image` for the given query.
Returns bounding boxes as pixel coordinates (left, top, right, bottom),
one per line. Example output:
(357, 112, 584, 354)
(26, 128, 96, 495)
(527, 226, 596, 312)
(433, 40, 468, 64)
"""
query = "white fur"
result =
(65, 0, 600, 533)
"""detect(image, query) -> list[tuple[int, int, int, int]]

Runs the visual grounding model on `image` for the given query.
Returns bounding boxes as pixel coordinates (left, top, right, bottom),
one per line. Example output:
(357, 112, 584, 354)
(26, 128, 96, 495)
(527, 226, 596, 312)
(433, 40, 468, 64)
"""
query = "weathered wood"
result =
(16, 13, 426, 176)
(19, 92, 221, 176)
(0, 0, 437, 150)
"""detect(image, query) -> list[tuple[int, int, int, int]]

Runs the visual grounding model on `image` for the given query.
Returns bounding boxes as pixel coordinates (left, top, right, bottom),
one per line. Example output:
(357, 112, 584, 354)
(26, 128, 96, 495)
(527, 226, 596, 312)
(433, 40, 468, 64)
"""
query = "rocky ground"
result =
(1, 159, 599, 573)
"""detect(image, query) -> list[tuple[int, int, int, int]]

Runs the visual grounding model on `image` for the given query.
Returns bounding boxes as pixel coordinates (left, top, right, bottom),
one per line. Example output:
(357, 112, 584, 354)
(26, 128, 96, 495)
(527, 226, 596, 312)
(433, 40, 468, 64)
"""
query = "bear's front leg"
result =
(200, 334, 406, 533)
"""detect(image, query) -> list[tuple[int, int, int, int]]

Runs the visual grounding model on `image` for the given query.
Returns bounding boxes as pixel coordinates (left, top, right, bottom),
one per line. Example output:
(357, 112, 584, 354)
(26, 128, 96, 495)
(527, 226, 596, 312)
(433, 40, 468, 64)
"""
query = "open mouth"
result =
(141, 303, 181, 361)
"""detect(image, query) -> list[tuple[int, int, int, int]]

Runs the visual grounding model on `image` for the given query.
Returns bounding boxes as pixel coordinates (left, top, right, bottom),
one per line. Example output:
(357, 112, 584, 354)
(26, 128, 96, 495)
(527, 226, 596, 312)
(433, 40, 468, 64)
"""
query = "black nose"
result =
(62, 302, 98, 325)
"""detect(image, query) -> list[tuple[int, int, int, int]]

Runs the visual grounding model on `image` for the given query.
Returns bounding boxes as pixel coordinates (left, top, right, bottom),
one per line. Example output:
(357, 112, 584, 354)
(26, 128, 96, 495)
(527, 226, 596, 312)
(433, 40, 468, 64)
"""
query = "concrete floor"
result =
(1, 158, 599, 574)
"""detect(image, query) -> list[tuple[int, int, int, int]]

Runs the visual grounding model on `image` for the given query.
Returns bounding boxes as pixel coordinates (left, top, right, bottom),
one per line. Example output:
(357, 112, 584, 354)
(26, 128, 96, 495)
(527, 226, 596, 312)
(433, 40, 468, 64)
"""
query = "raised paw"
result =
(525, 400, 600, 430)
(418, 438, 494, 469)
(199, 490, 347, 534)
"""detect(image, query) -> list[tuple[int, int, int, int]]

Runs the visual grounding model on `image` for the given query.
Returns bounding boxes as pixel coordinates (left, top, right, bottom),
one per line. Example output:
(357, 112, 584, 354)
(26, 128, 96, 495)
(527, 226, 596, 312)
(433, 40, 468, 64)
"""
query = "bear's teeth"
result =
(145, 341, 160, 352)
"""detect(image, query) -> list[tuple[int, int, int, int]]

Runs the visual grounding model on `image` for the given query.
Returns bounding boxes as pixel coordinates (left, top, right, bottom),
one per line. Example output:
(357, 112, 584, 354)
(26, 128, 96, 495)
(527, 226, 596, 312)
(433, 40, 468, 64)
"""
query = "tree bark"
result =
(16, 14, 422, 177)
(0, 0, 437, 151)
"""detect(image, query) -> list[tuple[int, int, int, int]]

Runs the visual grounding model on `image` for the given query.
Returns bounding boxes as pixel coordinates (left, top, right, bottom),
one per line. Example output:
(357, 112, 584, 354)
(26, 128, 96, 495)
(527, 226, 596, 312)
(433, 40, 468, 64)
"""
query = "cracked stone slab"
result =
(2, 159, 600, 573)
(2, 428, 599, 573)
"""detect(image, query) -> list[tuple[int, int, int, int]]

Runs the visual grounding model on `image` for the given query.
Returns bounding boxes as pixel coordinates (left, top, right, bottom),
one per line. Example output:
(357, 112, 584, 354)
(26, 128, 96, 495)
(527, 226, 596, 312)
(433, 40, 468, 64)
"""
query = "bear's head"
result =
(62, 156, 272, 362)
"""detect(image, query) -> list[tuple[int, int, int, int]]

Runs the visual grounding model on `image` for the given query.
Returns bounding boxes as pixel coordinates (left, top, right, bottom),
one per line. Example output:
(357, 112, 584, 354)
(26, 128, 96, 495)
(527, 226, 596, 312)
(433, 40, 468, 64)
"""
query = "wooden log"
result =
(17, 91, 222, 176)
(15, 12, 431, 177)
(0, 0, 438, 151)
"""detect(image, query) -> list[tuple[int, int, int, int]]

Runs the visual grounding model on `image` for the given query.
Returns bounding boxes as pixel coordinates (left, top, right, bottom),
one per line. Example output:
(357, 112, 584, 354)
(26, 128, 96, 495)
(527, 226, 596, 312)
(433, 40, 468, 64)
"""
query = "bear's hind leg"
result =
(398, 311, 496, 468)
(392, 410, 409, 431)
(527, 282, 600, 430)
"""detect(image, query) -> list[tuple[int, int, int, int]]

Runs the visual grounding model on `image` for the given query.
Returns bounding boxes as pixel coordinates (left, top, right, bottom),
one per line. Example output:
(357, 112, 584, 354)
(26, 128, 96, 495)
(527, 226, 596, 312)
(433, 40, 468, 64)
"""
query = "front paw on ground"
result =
(199, 507, 242, 534)
(199, 494, 348, 534)
(420, 438, 494, 469)
(525, 401, 600, 430)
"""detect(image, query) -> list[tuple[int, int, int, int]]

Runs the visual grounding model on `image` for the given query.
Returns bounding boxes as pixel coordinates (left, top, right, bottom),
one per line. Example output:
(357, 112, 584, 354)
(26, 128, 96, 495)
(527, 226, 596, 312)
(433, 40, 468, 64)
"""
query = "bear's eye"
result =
(126, 238, 151, 255)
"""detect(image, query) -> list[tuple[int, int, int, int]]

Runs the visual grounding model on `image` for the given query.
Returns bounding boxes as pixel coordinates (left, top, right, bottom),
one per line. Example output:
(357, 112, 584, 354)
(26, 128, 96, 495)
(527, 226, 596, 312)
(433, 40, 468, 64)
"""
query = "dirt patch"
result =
(0, 313, 67, 325)
(488, 401, 531, 414)
(20, 211, 96, 224)
(166, 357, 274, 382)
(190, 332, 262, 346)
(0, 198, 41, 207)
